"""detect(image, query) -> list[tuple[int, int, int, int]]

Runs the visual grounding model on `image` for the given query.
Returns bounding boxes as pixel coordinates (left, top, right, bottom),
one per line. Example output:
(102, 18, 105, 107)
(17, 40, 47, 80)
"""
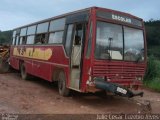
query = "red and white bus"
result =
(10, 7, 146, 97)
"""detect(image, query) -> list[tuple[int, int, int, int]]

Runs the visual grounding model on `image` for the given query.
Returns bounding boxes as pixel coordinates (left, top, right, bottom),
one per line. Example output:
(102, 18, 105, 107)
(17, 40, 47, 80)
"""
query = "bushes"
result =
(144, 56, 160, 91)
(145, 78, 160, 92)
(144, 56, 159, 80)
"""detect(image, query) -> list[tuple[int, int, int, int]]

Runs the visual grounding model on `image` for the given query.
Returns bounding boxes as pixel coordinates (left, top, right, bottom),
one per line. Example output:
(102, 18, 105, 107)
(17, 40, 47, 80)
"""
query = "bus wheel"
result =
(20, 63, 29, 80)
(58, 71, 70, 97)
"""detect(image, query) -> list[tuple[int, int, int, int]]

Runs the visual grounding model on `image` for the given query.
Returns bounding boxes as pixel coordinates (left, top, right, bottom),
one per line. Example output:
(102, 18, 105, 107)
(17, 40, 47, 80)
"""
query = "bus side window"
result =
(75, 36, 81, 45)
(41, 34, 47, 44)
(65, 24, 74, 56)
(26, 35, 35, 45)
(16, 36, 20, 45)
(35, 34, 41, 44)
(19, 36, 27, 45)
(35, 33, 48, 44)
(15, 29, 20, 45)
(12, 37, 16, 45)
(86, 22, 92, 58)
(12, 31, 16, 45)
(22, 36, 27, 45)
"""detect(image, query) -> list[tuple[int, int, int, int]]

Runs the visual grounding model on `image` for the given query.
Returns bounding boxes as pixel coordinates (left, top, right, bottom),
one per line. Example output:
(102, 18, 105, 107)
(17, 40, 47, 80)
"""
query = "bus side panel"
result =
(49, 45, 69, 83)
(31, 60, 51, 81)
(29, 45, 50, 81)
(10, 57, 19, 70)
(30, 45, 69, 82)
(24, 59, 33, 75)
(10, 46, 20, 70)
(10, 45, 70, 84)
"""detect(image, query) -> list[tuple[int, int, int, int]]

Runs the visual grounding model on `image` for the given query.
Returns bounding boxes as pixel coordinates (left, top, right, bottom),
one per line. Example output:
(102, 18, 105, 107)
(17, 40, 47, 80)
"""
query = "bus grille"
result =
(93, 61, 145, 82)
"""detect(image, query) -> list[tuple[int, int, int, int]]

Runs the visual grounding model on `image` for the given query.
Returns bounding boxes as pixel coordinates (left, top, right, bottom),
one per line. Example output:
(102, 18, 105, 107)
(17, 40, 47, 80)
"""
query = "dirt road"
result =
(0, 72, 159, 114)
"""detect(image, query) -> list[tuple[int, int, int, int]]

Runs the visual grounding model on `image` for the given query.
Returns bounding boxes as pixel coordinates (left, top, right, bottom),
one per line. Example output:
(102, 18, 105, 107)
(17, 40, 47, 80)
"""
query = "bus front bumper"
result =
(94, 79, 144, 98)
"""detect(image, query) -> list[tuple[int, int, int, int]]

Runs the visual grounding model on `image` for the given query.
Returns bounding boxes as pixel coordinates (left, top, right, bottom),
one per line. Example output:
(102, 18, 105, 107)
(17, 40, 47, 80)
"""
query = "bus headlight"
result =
(136, 76, 142, 81)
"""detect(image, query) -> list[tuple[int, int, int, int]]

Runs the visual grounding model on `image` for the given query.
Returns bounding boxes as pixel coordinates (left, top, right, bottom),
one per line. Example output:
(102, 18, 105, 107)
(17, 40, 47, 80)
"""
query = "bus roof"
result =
(13, 6, 143, 30)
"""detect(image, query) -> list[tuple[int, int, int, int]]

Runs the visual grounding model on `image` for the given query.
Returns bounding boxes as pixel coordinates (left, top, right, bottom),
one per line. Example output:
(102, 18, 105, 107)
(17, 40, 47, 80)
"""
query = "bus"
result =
(10, 7, 146, 98)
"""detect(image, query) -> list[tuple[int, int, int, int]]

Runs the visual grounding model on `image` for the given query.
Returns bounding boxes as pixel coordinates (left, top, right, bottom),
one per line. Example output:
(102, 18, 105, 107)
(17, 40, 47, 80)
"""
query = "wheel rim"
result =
(58, 72, 70, 96)
(59, 76, 63, 92)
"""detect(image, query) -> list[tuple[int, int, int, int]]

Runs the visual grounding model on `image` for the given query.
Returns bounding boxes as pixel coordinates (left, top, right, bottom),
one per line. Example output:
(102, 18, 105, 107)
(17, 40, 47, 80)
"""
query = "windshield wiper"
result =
(108, 37, 113, 60)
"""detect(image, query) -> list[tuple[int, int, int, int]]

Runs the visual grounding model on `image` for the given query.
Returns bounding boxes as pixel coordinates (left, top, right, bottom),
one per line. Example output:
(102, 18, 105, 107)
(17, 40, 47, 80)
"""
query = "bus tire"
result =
(58, 71, 70, 97)
(20, 63, 29, 80)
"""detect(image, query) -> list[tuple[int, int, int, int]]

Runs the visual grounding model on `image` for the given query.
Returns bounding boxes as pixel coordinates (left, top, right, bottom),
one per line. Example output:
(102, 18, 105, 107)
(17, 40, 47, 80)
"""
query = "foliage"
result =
(144, 56, 160, 91)
(145, 20, 160, 47)
(144, 20, 160, 91)
(0, 30, 12, 45)
(147, 46, 160, 59)
(144, 78, 160, 92)
(144, 56, 160, 81)
(145, 20, 160, 60)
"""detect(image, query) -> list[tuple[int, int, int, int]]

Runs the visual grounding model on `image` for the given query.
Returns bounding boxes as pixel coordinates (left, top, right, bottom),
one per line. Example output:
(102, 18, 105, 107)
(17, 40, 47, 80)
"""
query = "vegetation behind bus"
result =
(144, 20, 160, 91)
(0, 30, 12, 45)
(144, 56, 160, 92)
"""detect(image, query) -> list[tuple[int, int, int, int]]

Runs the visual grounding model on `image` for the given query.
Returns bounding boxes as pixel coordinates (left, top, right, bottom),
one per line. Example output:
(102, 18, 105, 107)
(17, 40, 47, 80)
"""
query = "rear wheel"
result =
(20, 63, 29, 80)
(58, 71, 70, 96)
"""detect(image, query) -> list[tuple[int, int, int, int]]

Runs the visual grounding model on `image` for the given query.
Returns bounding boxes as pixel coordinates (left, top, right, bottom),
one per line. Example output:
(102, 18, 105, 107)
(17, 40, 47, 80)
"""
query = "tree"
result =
(0, 30, 12, 44)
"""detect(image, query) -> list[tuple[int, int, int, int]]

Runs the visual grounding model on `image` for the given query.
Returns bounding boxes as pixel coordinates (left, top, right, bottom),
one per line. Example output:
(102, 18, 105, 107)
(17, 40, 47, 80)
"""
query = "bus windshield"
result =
(95, 21, 144, 62)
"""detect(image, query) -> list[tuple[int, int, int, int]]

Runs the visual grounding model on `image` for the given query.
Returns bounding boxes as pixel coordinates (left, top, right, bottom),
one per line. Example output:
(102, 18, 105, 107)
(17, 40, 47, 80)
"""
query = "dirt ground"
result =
(0, 72, 160, 114)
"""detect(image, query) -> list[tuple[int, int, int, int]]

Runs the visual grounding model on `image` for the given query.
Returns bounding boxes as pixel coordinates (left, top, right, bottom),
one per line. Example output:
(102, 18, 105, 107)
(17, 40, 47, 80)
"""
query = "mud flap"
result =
(94, 79, 143, 98)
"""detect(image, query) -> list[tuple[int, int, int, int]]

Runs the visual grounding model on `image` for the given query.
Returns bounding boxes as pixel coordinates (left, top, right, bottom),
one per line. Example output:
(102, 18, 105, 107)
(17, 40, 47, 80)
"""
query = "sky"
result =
(0, 0, 160, 31)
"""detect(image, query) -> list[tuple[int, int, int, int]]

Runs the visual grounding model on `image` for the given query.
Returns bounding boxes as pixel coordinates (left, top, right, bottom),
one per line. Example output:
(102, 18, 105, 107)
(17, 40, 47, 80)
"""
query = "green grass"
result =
(144, 78, 160, 92)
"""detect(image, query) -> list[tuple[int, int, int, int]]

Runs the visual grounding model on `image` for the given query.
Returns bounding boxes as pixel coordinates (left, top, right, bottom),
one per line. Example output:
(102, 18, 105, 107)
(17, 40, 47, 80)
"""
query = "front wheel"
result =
(20, 63, 29, 80)
(58, 71, 70, 96)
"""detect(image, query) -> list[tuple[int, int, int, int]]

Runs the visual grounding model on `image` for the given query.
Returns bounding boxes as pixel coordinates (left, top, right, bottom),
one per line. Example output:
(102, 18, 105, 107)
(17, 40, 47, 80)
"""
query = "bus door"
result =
(70, 23, 85, 90)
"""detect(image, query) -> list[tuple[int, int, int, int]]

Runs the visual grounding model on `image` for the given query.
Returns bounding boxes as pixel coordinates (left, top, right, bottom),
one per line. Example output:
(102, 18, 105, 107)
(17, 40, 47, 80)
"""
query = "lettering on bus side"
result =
(13, 47, 53, 60)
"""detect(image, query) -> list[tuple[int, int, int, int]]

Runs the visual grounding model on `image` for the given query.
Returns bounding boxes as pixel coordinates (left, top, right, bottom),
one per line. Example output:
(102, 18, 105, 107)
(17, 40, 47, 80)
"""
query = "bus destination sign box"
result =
(97, 10, 142, 27)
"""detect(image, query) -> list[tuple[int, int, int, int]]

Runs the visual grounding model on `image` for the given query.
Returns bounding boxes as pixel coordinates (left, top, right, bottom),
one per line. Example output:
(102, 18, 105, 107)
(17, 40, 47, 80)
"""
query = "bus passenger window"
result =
(12, 38, 16, 45)
(41, 34, 47, 44)
(74, 24, 83, 46)
(65, 24, 74, 56)
(12, 31, 16, 45)
(26, 35, 35, 44)
(86, 23, 92, 58)
(35, 34, 47, 44)
(19, 36, 26, 45)
(16, 36, 20, 45)
(75, 36, 81, 45)
(48, 31, 64, 44)
(22, 37, 26, 45)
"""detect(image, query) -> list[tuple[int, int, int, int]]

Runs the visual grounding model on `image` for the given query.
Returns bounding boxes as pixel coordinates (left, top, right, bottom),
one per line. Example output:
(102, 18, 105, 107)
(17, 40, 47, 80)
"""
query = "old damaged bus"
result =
(10, 7, 146, 97)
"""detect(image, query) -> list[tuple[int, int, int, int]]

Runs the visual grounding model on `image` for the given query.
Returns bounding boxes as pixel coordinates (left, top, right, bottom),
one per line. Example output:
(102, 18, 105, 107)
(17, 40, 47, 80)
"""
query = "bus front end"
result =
(85, 7, 146, 98)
